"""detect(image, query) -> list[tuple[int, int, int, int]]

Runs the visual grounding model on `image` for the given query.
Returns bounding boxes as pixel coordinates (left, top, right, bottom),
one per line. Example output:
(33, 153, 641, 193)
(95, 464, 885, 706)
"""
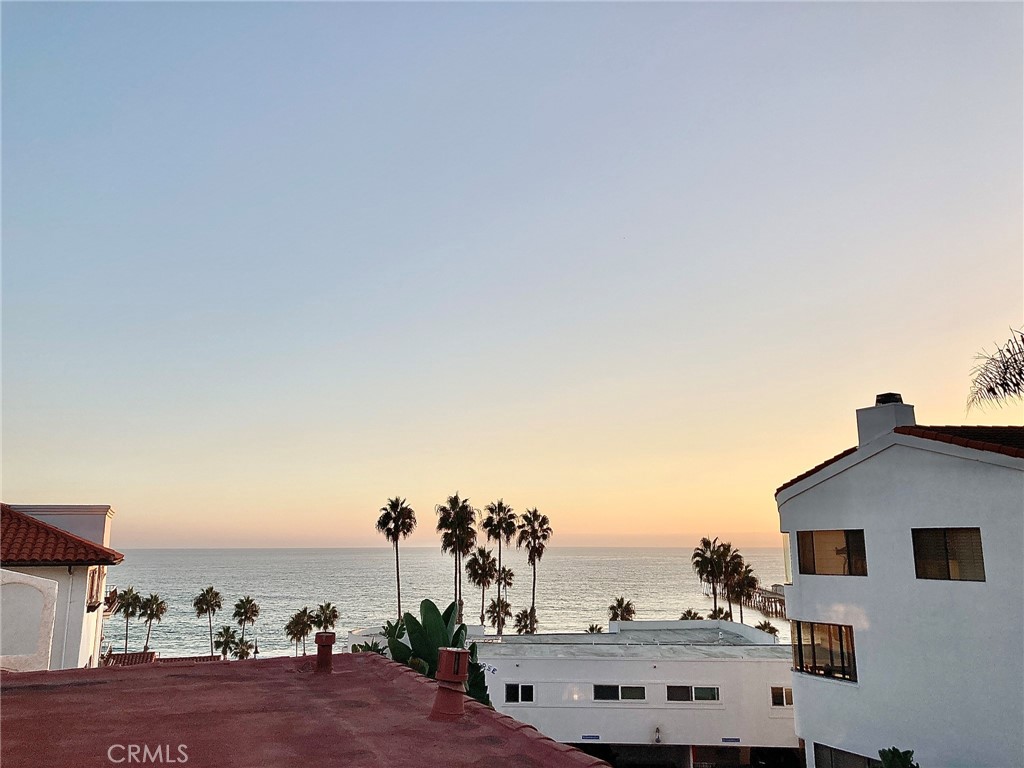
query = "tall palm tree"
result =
(680, 609, 704, 620)
(516, 508, 552, 633)
(284, 616, 302, 656)
(313, 602, 340, 632)
(465, 546, 498, 626)
(969, 328, 1024, 409)
(292, 607, 314, 654)
(114, 586, 142, 654)
(435, 492, 477, 623)
(482, 499, 517, 635)
(733, 564, 758, 624)
(140, 593, 168, 652)
(586, 624, 604, 633)
(214, 626, 238, 659)
(691, 537, 723, 613)
(485, 597, 512, 630)
(192, 586, 223, 656)
(513, 608, 534, 635)
(608, 597, 635, 622)
(233, 596, 260, 645)
(497, 566, 514, 604)
(718, 543, 744, 620)
(376, 497, 417, 618)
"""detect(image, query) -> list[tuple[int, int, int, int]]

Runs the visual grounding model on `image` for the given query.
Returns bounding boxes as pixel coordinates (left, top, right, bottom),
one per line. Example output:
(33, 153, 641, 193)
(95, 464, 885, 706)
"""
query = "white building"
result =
(775, 394, 1024, 768)
(1, 503, 123, 670)
(477, 620, 801, 768)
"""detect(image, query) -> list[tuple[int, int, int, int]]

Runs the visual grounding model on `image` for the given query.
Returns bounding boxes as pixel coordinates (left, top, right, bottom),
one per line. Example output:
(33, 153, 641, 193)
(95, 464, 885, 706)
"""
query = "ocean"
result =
(102, 547, 790, 658)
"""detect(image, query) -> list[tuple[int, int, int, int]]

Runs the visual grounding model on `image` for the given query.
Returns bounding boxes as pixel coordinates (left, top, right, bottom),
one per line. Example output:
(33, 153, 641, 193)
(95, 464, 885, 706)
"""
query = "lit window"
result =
(770, 686, 793, 707)
(791, 621, 857, 682)
(912, 528, 985, 582)
(505, 683, 534, 704)
(797, 530, 867, 576)
(593, 684, 645, 701)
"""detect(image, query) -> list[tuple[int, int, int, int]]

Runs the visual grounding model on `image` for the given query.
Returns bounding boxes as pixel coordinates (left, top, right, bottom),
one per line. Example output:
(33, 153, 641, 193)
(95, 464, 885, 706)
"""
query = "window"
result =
(770, 686, 793, 707)
(813, 743, 882, 768)
(593, 684, 645, 701)
(505, 684, 534, 703)
(912, 528, 985, 581)
(797, 530, 867, 576)
(667, 685, 720, 702)
(791, 621, 857, 682)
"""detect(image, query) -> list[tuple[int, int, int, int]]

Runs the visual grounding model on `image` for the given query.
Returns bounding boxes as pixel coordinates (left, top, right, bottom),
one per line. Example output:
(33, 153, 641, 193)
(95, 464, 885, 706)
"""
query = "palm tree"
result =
(485, 597, 512, 630)
(756, 620, 779, 636)
(291, 607, 314, 654)
(691, 537, 724, 613)
(608, 597, 635, 622)
(376, 497, 417, 617)
(497, 566, 515, 604)
(465, 546, 498, 625)
(708, 607, 732, 621)
(313, 602, 340, 632)
(585, 624, 604, 633)
(482, 499, 518, 635)
(284, 616, 302, 656)
(969, 328, 1024, 409)
(192, 586, 223, 656)
(114, 586, 142, 654)
(718, 543, 744, 620)
(233, 639, 254, 660)
(680, 609, 704, 620)
(513, 608, 534, 635)
(733, 564, 758, 624)
(435, 492, 477, 623)
(233, 596, 260, 645)
(140, 593, 168, 652)
(516, 508, 552, 633)
(214, 626, 238, 659)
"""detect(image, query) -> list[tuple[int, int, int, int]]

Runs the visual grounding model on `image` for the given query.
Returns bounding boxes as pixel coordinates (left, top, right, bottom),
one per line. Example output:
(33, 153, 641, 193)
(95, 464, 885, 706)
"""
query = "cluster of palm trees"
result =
(690, 536, 761, 624)
(112, 587, 168, 653)
(283, 602, 340, 655)
(375, 495, 553, 635)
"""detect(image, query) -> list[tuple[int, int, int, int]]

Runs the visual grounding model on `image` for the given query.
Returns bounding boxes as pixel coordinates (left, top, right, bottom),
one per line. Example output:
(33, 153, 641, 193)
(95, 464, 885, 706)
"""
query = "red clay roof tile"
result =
(1, 504, 124, 567)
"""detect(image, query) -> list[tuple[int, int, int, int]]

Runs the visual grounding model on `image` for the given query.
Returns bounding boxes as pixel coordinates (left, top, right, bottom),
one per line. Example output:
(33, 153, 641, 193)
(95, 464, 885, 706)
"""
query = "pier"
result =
(701, 583, 787, 619)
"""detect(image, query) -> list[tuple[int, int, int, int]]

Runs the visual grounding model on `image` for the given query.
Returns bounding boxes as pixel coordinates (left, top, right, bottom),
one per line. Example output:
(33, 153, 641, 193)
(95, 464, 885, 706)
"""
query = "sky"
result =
(3, 2, 1022, 549)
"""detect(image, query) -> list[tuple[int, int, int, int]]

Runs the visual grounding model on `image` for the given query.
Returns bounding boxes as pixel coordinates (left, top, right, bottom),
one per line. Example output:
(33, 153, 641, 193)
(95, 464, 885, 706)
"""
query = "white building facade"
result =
(776, 394, 1024, 768)
(477, 621, 800, 767)
(0, 504, 123, 670)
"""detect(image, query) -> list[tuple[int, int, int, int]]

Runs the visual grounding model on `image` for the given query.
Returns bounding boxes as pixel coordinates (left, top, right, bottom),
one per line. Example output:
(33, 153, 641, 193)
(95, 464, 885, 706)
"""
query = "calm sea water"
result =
(103, 547, 789, 658)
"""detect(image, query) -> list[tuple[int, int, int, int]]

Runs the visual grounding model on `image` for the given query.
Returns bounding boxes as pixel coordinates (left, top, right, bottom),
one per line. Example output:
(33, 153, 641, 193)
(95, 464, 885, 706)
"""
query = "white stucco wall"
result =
(477, 648, 797, 749)
(778, 437, 1024, 768)
(0, 569, 59, 672)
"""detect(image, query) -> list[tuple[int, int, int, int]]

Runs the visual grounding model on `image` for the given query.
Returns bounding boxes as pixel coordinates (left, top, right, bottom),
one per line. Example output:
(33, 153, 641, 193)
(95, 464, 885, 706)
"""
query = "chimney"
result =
(429, 647, 470, 721)
(315, 632, 335, 674)
(855, 393, 915, 446)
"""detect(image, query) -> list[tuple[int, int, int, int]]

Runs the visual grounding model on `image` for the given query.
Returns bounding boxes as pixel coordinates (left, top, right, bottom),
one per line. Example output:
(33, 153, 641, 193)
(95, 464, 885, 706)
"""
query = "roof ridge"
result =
(1, 503, 124, 565)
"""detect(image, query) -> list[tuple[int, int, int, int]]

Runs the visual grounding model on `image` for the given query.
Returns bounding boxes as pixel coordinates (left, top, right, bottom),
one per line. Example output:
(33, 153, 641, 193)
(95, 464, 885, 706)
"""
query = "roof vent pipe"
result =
(430, 647, 470, 721)
(315, 632, 335, 675)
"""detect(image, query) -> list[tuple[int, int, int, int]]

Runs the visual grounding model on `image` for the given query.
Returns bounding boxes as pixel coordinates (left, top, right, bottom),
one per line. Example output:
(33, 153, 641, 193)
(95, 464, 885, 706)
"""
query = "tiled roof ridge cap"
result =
(1, 503, 125, 565)
(894, 425, 1024, 459)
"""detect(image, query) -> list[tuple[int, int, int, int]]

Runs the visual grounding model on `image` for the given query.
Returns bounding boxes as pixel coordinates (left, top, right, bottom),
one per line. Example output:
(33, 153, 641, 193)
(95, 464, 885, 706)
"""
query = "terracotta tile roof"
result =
(776, 425, 1024, 497)
(893, 425, 1024, 459)
(103, 651, 156, 667)
(1, 504, 124, 567)
(775, 446, 857, 496)
(0, 652, 609, 768)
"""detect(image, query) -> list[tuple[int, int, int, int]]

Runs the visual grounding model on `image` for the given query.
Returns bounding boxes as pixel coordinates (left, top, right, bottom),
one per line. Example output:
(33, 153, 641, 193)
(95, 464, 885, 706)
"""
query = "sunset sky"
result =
(3, 2, 1021, 549)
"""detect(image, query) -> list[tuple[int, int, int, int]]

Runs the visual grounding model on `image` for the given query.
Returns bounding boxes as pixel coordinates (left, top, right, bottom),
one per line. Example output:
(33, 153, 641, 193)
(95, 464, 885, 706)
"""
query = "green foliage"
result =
(680, 609, 704, 620)
(585, 624, 603, 633)
(756, 620, 779, 636)
(381, 618, 405, 641)
(352, 639, 386, 655)
(388, 599, 491, 707)
(878, 747, 920, 768)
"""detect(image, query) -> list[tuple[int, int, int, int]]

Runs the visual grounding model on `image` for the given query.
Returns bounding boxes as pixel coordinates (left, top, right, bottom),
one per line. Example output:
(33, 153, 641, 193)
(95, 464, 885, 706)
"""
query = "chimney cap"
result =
(875, 392, 904, 405)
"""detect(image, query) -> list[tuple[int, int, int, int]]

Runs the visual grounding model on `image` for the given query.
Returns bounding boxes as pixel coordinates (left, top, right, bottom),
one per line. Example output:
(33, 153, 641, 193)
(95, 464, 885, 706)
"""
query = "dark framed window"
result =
(594, 684, 645, 701)
(912, 528, 985, 581)
(505, 683, 534, 703)
(797, 530, 867, 575)
(666, 685, 719, 702)
(770, 686, 793, 707)
(791, 621, 857, 682)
